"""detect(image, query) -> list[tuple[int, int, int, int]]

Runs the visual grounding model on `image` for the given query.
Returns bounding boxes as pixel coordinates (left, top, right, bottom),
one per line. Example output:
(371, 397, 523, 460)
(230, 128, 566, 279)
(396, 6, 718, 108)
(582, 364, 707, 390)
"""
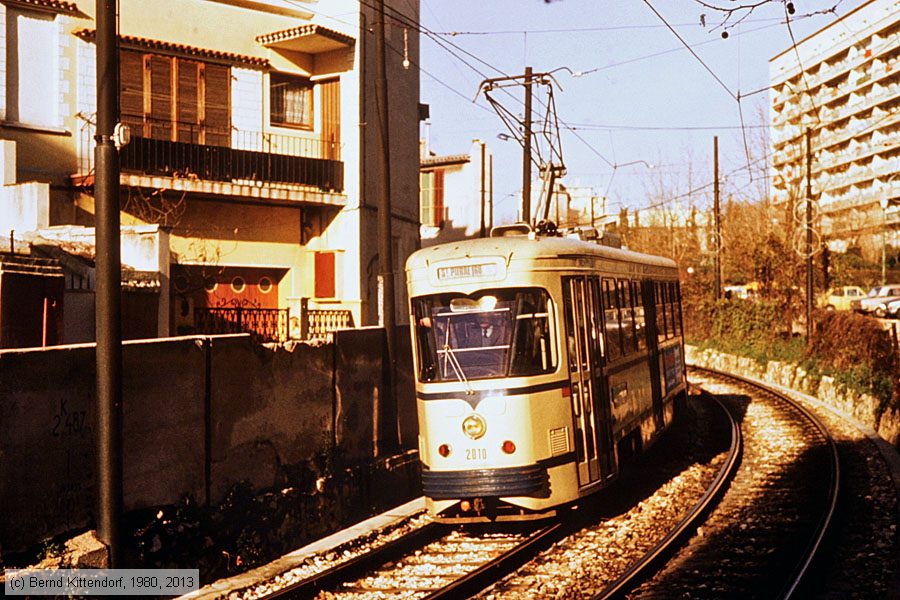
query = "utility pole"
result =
(480, 141, 486, 237)
(713, 136, 721, 301)
(488, 154, 493, 231)
(95, 0, 123, 567)
(374, 0, 396, 454)
(479, 68, 565, 228)
(806, 128, 814, 341)
(522, 66, 533, 225)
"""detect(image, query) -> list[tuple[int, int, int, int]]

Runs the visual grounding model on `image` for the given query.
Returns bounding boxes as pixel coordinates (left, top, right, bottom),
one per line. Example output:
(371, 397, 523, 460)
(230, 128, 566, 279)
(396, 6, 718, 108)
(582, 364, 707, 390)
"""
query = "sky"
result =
(417, 0, 869, 223)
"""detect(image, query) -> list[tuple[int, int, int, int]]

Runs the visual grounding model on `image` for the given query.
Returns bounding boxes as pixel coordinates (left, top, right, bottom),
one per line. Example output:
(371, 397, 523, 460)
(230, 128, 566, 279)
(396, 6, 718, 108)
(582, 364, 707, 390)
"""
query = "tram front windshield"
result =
(412, 288, 556, 382)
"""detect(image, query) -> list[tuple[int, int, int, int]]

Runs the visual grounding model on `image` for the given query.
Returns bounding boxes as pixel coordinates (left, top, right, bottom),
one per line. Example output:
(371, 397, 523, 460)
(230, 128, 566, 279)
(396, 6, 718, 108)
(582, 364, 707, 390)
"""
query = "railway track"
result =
(261, 521, 564, 599)
(253, 390, 740, 600)
(625, 366, 840, 599)
(250, 369, 842, 599)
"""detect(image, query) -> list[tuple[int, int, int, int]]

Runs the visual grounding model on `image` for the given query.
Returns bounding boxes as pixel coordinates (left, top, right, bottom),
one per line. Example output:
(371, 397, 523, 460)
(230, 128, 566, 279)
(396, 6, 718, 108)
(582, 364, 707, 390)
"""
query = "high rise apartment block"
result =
(769, 0, 898, 262)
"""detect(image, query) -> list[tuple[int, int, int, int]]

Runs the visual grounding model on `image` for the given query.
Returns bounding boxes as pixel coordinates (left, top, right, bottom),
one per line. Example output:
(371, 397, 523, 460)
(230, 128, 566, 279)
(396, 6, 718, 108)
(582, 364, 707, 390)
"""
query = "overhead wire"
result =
(373, 0, 622, 172)
(293, 0, 859, 218)
(782, 1, 823, 125)
(431, 16, 791, 36)
(641, 100, 900, 213)
(365, 0, 785, 193)
(641, 0, 763, 182)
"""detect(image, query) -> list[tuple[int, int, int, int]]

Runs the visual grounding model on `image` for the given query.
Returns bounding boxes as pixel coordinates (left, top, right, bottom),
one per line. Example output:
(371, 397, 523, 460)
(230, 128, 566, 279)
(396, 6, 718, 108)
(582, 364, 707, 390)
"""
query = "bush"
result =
(810, 310, 895, 375)
(687, 299, 898, 410)
(810, 310, 897, 409)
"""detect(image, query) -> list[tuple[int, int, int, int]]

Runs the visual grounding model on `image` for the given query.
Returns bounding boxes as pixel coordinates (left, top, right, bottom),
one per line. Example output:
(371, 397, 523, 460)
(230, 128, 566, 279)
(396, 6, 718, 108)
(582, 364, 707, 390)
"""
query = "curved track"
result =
(635, 367, 841, 598)
(592, 391, 742, 599)
(259, 369, 838, 599)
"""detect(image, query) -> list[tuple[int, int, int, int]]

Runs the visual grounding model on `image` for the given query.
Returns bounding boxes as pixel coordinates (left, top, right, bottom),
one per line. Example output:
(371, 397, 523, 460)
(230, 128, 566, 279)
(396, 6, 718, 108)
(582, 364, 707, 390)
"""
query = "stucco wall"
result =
(0, 329, 415, 553)
(209, 336, 334, 502)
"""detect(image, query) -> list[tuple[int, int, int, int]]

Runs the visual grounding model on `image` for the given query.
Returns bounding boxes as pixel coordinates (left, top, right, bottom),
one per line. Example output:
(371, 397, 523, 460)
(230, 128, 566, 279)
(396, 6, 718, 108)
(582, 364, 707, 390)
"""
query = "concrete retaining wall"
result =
(0, 328, 417, 553)
(686, 345, 900, 446)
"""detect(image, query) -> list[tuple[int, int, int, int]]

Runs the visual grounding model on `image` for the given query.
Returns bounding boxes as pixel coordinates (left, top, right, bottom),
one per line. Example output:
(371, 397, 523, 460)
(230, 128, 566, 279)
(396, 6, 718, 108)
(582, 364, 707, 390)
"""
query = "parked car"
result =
(851, 285, 900, 317)
(816, 285, 866, 311)
(886, 296, 900, 319)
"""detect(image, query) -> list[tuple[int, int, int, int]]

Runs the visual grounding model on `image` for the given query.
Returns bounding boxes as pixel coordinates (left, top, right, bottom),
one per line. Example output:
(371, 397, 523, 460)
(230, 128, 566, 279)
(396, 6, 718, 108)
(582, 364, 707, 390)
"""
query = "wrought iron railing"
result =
(78, 116, 343, 192)
(195, 307, 290, 343)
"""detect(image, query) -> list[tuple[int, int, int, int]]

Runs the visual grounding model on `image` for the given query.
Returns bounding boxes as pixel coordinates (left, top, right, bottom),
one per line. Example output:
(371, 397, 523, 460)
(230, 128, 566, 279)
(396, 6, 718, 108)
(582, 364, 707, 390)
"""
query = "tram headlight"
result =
(438, 443, 452, 457)
(462, 414, 487, 440)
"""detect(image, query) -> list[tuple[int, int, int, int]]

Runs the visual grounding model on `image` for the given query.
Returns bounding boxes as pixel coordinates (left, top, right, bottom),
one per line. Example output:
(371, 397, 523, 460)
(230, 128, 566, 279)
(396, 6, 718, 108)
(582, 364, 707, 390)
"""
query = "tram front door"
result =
(563, 276, 613, 488)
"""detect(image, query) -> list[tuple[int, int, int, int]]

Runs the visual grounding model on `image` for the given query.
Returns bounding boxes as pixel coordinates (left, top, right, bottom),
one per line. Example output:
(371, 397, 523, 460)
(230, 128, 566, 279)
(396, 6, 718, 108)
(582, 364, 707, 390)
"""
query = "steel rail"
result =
(262, 521, 446, 599)
(593, 389, 743, 600)
(424, 521, 565, 599)
(690, 365, 841, 600)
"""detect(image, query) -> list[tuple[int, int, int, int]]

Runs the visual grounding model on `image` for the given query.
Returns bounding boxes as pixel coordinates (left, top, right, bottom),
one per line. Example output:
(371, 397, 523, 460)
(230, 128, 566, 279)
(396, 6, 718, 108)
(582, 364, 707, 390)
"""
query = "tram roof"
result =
(406, 234, 678, 272)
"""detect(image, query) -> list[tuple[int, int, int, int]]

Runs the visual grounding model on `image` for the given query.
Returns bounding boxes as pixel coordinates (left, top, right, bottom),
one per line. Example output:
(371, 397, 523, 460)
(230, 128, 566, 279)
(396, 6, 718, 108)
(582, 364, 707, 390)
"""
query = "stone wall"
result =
(686, 345, 900, 447)
(0, 329, 418, 554)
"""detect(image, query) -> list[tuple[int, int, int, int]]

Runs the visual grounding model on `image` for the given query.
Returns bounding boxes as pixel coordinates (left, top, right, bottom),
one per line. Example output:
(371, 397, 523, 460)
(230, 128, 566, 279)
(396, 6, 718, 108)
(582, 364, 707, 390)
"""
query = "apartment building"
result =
(769, 0, 898, 262)
(0, 0, 420, 342)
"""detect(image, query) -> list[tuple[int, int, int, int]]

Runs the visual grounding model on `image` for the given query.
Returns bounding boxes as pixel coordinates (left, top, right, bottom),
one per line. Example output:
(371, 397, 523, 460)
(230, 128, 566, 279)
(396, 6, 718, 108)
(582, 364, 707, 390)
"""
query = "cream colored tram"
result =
(406, 230, 686, 522)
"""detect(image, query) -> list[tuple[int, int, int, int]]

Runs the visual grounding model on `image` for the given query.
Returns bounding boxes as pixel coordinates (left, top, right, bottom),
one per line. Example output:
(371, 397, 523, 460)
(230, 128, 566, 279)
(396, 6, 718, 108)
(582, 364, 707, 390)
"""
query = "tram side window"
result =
(665, 282, 676, 338)
(588, 277, 605, 367)
(412, 298, 437, 381)
(671, 282, 683, 337)
(563, 280, 578, 374)
(510, 290, 557, 376)
(656, 282, 668, 343)
(617, 279, 637, 354)
(632, 280, 647, 351)
(601, 278, 622, 361)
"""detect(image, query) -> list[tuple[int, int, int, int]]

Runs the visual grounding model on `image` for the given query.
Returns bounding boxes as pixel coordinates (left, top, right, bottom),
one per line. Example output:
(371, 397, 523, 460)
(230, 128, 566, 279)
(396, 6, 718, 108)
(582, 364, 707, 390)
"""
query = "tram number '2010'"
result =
(466, 448, 487, 461)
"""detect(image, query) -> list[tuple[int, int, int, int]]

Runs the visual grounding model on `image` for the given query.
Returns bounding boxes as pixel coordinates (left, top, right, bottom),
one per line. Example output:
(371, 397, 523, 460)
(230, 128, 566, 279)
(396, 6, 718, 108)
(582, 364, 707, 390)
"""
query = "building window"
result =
(420, 170, 445, 227)
(6, 9, 60, 127)
(270, 73, 313, 129)
(258, 276, 273, 294)
(231, 276, 246, 293)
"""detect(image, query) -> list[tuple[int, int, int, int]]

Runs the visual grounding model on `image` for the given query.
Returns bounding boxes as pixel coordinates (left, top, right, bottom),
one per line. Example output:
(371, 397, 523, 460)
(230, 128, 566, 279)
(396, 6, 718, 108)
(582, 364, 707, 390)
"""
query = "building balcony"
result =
(773, 31, 899, 110)
(75, 117, 346, 205)
(772, 67, 899, 136)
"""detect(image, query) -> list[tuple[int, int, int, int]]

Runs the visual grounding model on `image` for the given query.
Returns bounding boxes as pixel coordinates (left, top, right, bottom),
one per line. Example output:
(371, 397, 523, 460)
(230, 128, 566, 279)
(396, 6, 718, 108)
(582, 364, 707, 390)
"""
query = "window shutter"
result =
(419, 171, 433, 226)
(148, 55, 173, 140)
(320, 78, 340, 159)
(176, 59, 200, 143)
(314, 252, 336, 299)
(204, 63, 231, 147)
(120, 49, 145, 136)
(434, 169, 445, 226)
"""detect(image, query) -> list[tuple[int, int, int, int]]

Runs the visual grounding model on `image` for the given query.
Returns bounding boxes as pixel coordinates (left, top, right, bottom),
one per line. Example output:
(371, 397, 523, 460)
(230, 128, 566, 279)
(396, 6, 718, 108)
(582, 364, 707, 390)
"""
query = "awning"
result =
(3, 0, 88, 18)
(256, 24, 355, 54)
(421, 154, 470, 169)
(74, 29, 269, 68)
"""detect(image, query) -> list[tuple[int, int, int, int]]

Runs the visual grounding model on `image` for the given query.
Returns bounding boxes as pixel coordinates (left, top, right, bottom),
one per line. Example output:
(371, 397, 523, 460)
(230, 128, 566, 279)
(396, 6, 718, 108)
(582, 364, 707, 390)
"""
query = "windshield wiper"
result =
(442, 344, 474, 394)
(436, 317, 473, 394)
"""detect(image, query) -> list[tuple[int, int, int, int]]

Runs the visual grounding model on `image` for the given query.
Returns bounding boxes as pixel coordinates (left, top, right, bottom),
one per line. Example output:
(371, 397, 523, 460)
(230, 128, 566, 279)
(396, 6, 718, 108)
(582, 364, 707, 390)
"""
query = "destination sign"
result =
(436, 263, 498, 281)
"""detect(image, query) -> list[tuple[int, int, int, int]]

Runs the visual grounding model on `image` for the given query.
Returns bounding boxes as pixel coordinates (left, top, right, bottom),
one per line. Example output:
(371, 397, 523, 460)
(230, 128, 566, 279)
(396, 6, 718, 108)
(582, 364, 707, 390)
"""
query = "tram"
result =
(405, 225, 686, 522)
